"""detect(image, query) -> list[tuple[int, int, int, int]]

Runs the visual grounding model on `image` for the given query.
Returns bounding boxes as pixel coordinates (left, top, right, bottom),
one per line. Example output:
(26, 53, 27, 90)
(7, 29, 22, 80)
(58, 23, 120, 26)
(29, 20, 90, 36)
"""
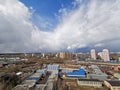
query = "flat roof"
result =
(107, 80, 120, 86)
(78, 79, 101, 82)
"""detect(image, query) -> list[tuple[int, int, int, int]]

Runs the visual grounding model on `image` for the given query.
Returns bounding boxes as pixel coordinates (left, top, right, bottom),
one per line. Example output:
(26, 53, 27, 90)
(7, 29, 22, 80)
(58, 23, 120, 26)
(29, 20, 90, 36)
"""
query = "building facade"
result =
(105, 81, 120, 90)
(59, 52, 66, 59)
(98, 52, 103, 59)
(102, 49, 110, 62)
(90, 49, 96, 60)
(77, 79, 102, 87)
(59, 52, 72, 59)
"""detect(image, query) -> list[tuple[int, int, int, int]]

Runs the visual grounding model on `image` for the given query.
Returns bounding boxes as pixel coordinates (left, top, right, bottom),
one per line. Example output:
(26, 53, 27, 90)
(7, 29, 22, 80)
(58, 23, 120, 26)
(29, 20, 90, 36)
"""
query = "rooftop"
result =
(107, 80, 120, 86)
(78, 79, 101, 82)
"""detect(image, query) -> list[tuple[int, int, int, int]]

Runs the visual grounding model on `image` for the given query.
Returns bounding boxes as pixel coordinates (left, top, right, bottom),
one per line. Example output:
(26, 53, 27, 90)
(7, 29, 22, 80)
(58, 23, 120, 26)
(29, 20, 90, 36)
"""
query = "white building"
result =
(47, 64, 60, 78)
(90, 49, 96, 60)
(102, 49, 110, 62)
(98, 52, 103, 59)
(42, 53, 45, 58)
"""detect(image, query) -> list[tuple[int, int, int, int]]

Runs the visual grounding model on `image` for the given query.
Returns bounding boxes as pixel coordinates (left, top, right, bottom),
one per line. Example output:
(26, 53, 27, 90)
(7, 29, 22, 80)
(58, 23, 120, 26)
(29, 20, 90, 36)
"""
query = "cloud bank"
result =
(0, 0, 120, 52)
(0, 0, 34, 52)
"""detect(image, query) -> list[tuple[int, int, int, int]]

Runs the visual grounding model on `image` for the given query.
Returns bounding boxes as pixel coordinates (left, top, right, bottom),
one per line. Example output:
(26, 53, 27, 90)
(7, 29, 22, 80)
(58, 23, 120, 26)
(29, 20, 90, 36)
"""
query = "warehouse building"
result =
(88, 65, 108, 80)
(12, 69, 47, 90)
(66, 67, 86, 78)
(77, 79, 102, 87)
(107, 80, 120, 90)
(47, 64, 59, 78)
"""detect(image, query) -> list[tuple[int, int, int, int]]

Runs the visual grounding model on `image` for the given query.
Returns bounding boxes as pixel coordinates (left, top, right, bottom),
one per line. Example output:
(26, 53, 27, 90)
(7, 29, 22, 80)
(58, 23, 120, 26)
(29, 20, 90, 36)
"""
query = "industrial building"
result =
(104, 80, 120, 90)
(12, 69, 48, 90)
(66, 67, 86, 78)
(88, 65, 108, 80)
(77, 79, 102, 87)
(47, 64, 59, 78)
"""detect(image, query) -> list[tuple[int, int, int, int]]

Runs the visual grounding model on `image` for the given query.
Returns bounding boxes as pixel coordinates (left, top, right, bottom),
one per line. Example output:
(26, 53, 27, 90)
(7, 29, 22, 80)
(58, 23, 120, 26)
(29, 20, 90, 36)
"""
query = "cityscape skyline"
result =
(0, 0, 120, 53)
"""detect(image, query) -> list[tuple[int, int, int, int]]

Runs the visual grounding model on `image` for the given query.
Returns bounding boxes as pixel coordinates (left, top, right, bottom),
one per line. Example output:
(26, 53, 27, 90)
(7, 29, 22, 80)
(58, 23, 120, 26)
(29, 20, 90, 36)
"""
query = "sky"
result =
(0, 0, 120, 53)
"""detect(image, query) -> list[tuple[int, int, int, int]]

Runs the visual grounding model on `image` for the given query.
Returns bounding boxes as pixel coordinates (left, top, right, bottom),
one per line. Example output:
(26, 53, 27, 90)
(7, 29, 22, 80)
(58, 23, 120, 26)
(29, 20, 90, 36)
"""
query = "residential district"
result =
(0, 49, 120, 90)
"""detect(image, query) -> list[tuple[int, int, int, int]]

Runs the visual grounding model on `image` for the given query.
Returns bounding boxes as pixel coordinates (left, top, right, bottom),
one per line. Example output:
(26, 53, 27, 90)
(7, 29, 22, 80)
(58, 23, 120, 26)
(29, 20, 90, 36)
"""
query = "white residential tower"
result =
(90, 49, 96, 60)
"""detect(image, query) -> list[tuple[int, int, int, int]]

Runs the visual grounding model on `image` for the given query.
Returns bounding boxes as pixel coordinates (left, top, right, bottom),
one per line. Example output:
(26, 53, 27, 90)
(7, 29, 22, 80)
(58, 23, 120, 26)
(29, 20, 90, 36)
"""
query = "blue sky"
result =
(20, 0, 74, 31)
(20, 0, 73, 18)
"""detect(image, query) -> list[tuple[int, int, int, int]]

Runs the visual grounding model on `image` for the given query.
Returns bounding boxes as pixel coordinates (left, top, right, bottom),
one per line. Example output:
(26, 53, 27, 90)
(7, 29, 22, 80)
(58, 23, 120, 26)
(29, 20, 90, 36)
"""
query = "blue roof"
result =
(67, 68, 86, 78)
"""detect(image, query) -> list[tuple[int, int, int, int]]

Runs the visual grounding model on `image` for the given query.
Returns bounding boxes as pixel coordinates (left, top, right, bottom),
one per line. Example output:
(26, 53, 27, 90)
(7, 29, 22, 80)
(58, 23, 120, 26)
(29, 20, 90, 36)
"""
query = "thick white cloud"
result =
(0, 0, 34, 52)
(0, 0, 120, 52)
(32, 0, 120, 51)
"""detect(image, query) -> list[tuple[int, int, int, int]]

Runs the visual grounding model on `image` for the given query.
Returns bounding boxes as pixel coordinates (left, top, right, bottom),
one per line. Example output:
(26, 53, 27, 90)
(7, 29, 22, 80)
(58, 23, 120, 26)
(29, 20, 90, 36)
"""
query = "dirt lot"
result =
(56, 78, 107, 90)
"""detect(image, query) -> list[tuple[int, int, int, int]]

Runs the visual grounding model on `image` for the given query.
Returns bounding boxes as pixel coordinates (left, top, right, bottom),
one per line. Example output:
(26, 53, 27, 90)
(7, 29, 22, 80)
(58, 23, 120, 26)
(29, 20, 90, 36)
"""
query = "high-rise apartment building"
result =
(102, 49, 110, 62)
(59, 52, 72, 59)
(59, 52, 66, 59)
(90, 49, 96, 60)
